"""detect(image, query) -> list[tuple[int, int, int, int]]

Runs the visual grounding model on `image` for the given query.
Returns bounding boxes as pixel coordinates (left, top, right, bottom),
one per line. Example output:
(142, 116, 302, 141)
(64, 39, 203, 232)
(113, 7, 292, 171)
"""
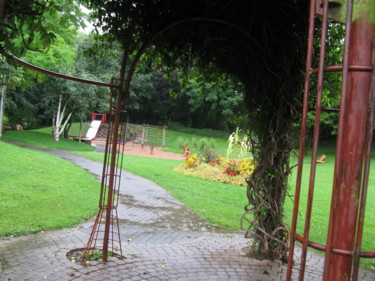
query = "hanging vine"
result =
(82, 0, 309, 261)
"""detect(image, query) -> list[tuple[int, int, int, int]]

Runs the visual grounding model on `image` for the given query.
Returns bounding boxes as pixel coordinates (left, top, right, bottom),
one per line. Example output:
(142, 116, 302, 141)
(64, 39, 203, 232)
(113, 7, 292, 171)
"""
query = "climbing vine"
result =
(80, 0, 310, 261)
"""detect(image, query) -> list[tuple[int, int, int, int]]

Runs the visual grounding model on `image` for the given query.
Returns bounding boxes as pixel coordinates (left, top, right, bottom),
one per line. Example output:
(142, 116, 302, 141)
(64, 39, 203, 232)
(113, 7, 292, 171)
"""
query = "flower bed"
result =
(174, 154, 254, 187)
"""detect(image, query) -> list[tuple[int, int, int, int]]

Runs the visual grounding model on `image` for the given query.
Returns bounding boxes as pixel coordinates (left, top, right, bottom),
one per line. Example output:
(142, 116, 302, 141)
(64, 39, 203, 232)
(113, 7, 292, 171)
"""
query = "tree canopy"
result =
(2, 0, 313, 260)
(82, 0, 310, 260)
(0, 0, 84, 55)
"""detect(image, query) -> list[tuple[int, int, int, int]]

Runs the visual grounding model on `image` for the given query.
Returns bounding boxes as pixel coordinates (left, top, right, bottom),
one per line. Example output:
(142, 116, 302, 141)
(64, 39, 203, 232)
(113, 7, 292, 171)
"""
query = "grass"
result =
(284, 148, 375, 268)
(76, 146, 375, 269)
(67, 122, 90, 137)
(74, 151, 248, 230)
(0, 141, 100, 236)
(2, 124, 374, 268)
(1, 127, 95, 151)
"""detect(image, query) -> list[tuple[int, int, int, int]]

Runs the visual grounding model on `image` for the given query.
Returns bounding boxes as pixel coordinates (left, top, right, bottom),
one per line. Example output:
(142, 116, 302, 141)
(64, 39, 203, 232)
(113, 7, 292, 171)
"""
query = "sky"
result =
(78, 5, 94, 34)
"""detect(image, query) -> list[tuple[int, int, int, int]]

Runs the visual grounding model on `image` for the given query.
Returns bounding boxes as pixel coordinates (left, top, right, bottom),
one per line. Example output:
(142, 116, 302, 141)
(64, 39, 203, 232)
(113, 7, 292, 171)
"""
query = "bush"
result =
(168, 122, 229, 138)
(177, 156, 254, 186)
(193, 137, 217, 163)
(184, 153, 199, 168)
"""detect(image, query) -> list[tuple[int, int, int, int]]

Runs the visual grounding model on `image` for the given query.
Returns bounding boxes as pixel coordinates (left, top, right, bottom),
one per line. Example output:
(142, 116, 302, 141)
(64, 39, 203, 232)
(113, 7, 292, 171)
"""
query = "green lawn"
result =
(1, 127, 95, 151)
(75, 151, 248, 229)
(66, 122, 90, 137)
(285, 148, 375, 268)
(2, 125, 374, 268)
(0, 141, 100, 236)
(76, 147, 375, 268)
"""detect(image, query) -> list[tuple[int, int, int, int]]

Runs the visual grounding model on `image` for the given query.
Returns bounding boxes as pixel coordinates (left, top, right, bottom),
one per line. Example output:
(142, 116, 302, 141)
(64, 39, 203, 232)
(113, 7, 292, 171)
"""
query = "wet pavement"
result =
(1, 141, 375, 280)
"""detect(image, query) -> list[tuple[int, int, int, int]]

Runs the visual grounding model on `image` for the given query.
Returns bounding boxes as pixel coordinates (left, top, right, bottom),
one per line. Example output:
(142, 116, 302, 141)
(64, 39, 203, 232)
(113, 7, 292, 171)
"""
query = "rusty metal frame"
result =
(286, 0, 375, 280)
(82, 78, 127, 263)
(0, 50, 117, 88)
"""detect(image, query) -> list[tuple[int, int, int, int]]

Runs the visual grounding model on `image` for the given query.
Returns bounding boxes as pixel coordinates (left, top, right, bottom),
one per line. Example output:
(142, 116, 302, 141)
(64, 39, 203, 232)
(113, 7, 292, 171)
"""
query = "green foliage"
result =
(2, 4, 109, 129)
(4, 34, 112, 128)
(175, 68, 246, 130)
(163, 129, 231, 158)
(20, 35, 77, 80)
(305, 21, 345, 140)
(168, 122, 229, 139)
(176, 136, 189, 149)
(1, 0, 85, 56)
(0, 141, 99, 236)
(192, 137, 217, 163)
(227, 128, 251, 159)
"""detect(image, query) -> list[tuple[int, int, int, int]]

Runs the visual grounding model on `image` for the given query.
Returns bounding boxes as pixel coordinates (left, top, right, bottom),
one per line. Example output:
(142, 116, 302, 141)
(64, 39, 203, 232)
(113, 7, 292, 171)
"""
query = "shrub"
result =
(239, 158, 255, 177)
(223, 160, 240, 176)
(184, 153, 199, 168)
(177, 136, 189, 148)
(191, 137, 218, 163)
(178, 156, 254, 186)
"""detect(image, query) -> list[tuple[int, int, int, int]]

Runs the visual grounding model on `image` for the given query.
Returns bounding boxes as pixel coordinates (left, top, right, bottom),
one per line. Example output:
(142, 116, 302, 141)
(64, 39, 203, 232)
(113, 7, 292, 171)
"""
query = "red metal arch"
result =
(286, 0, 374, 280)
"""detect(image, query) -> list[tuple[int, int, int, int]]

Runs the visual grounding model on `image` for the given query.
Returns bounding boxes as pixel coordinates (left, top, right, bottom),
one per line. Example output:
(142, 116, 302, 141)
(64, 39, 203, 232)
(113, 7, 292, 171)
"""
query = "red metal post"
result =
(102, 90, 122, 262)
(352, 57, 375, 280)
(285, 0, 315, 272)
(298, 0, 330, 279)
(323, 7, 374, 281)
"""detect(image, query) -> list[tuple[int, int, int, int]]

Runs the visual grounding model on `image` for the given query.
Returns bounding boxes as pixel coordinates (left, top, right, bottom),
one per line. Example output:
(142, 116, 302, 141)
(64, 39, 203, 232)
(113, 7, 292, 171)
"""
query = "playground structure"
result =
(81, 113, 107, 142)
(127, 123, 166, 147)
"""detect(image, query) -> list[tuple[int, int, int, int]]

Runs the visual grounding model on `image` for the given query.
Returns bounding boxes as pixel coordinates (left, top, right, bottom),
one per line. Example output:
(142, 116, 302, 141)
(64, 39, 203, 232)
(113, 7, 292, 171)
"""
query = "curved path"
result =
(1, 142, 374, 280)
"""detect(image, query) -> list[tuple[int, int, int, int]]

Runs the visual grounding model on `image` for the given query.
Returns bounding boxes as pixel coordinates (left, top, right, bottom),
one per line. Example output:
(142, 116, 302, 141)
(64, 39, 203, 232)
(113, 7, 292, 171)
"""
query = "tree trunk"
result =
(0, 76, 7, 137)
(53, 95, 72, 142)
(245, 104, 293, 261)
(64, 120, 72, 139)
(0, 0, 5, 21)
(240, 0, 308, 261)
(79, 117, 83, 144)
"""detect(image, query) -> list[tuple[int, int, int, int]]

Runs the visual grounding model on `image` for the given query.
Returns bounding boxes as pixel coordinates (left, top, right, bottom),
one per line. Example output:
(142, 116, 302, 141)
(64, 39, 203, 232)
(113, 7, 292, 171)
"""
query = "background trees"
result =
(3, 22, 246, 131)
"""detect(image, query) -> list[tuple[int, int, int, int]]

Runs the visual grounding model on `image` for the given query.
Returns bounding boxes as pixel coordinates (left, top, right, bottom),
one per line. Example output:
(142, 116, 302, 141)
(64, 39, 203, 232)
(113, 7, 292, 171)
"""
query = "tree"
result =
(176, 70, 245, 130)
(0, 0, 85, 56)
(82, 0, 310, 260)
(0, 1, 91, 131)
(52, 95, 72, 141)
(1, 7, 117, 132)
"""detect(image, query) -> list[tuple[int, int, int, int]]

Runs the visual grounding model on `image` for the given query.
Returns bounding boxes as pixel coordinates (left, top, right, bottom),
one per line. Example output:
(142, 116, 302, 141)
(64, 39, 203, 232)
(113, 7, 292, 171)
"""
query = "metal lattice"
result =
(286, 0, 374, 280)
(82, 78, 127, 264)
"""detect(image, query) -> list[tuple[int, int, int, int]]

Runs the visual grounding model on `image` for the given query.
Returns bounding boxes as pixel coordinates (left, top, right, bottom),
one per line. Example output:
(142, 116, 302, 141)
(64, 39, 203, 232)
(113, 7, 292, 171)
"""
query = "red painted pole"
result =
(323, 6, 374, 281)
(102, 90, 122, 262)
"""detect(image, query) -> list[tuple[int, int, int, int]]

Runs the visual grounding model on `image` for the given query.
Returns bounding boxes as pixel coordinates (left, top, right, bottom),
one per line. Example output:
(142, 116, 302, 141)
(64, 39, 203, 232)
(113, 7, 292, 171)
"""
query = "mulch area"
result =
(91, 140, 186, 161)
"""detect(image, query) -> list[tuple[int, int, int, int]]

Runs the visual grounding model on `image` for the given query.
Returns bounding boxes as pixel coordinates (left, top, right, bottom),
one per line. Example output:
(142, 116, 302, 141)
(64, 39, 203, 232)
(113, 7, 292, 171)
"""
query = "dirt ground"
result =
(91, 139, 186, 161)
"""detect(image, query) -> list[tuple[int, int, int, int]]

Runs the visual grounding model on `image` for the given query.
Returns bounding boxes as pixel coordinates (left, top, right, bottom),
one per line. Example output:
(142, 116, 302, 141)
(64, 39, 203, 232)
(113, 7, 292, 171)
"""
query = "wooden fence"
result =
(127, 123, 166, 147)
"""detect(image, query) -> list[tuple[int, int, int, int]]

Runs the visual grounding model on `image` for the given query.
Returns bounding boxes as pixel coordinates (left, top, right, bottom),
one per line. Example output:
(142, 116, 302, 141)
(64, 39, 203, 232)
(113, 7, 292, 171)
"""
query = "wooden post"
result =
(141, 124, 145, 145)
(78, 118, 83, 144)
(162, 126, 166, 147)
(0, 76, 5, 137)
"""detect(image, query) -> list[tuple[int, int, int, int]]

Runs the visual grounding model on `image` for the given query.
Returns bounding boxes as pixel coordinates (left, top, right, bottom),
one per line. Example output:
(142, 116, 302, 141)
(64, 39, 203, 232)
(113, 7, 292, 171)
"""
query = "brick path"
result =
(1, 143, 375, 280)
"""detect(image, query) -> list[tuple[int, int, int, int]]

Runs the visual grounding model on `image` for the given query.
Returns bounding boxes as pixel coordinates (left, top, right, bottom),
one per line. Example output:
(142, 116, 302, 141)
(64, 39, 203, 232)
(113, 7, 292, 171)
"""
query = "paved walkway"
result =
(1, 142, 375, 280)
